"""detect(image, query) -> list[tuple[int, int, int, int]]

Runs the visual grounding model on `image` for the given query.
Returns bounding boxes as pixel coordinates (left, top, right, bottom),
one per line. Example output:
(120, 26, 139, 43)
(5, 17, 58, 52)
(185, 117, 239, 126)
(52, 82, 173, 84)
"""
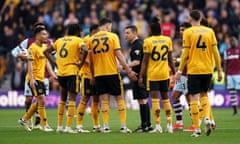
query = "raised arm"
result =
(44, 45, 57, 68)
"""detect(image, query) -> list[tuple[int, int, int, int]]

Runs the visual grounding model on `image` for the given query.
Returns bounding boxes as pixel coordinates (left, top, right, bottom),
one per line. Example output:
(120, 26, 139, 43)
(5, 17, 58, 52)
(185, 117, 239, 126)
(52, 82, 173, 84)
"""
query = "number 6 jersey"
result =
(143, 35, 172, 81)
(52, 36, 85, 76)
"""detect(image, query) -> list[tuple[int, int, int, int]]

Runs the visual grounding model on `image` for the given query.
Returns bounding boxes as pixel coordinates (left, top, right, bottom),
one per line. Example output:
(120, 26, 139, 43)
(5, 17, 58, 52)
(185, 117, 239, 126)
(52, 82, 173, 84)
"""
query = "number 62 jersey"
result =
(143, 35, 172, 81)
(52, 36, 85, 76)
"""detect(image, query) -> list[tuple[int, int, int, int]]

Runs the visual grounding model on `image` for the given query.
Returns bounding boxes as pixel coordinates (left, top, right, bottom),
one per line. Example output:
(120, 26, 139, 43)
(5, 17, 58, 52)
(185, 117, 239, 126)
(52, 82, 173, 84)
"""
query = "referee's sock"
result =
(141, 103, 151, 127)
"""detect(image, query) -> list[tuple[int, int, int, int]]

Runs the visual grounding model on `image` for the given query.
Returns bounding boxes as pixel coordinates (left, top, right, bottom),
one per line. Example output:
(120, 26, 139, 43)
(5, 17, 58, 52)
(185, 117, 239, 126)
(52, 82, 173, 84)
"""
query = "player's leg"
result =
(188, 75, 201, 137)
(101, 93, 110, 132)
(76, 77, 91, 132)
(91, 95, 101, 132)
(35, 81, 52, 132)
(23, 82, 34, 129)
(183, 93, 196, 132)
(172, 90, 184, 130)
(64, 76, 79, 133)
(56, 77, 68, 133)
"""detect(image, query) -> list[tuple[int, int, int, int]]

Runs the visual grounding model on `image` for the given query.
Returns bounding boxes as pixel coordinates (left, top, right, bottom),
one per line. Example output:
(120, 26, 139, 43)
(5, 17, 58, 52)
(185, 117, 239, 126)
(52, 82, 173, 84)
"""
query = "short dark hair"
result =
(90, 24, 99, 32)
(33, 27, 46, 36)
(125, 25, 137, 33)
(149, 17, 161, 35)
(190, 10, 201, 21)
(179, 22, 192, 28)
(99, 18, 112, 26)
(65, 24, 82, 36)
(200, 18, 209, 27)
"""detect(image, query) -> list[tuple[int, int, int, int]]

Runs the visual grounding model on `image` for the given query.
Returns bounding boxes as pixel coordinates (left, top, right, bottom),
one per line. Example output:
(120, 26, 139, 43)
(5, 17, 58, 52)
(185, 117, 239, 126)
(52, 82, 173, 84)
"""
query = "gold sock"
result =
(76, 100, 87, 126)
(200, 96, 210, 119)
(101, 100, 110, 126)
(23, 102, 37, 120)
(66, 101, 76, 127)
(38, 105, 48, 126)
(91, 102, 99, 126)
(209, 105, 214, 121)
(152, 99, 161, 125)
(162, 99, 172, 123)
(58, 101, 66, 126)
(190, 100, 200, 129)
(117, 99, 126, 125)
(199, 105, 203, 121)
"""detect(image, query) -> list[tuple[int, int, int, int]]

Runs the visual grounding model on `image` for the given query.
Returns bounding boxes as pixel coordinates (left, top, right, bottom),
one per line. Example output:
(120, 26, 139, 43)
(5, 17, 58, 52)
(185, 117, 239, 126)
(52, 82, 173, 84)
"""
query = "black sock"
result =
(139, 104, 144, 127)
(143, 102, 151, 127)
(25, 103, 31, 112)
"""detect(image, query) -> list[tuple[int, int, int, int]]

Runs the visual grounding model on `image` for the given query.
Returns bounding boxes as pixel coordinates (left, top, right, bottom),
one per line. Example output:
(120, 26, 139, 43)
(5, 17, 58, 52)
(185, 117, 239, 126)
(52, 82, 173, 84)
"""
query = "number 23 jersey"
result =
(143, 35, 172, 81)
(182, 26, 217, 74)
(52, 36, 85, 76)
(88, 31, 120, 77)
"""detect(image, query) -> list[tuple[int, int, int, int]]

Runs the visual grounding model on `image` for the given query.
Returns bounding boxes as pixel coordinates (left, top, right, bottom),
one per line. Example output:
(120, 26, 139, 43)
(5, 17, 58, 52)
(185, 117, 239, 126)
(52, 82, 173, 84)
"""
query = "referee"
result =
(125, 25, 152, 132)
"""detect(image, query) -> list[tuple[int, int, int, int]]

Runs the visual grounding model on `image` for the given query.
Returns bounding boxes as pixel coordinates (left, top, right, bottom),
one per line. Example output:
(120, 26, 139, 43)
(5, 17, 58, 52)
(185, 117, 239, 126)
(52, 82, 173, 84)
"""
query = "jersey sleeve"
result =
(168, 37, 173, 52)
(27, 46, 34, 60)
(211, 29, 217, 47)
(143, 39, 150, 53)
(52, 40, 57, 50)
(11, 39, 28, 57)
(182, 30, 190, 49)
(112, 34, 121, 50)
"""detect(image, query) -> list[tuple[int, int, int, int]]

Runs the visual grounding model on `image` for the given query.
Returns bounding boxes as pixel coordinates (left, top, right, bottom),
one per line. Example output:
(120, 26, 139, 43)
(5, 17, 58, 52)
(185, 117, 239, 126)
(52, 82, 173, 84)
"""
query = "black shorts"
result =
(81, 77, 96, 96)
(58, 75, 79, 94)
(28, 80, 46, 96)
(95, 74, 123, 96)
(132, 81, 149, 100)
(148, 79, 169, 92)
(187, 74, 212, 95)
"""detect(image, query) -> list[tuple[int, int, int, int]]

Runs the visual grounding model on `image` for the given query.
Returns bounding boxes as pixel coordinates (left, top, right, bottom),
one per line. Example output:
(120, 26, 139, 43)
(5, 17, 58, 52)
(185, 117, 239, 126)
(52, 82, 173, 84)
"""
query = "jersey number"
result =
(151, 45, 168, 61)
(59, 43, 68, 58)
(196, 35, 207, 51)
(92, 37, 109, 54)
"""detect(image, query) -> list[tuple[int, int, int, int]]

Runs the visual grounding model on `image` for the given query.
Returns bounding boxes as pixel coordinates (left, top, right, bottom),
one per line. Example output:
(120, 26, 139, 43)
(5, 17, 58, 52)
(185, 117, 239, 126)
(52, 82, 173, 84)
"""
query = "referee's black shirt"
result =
(129, 38, 144, 74)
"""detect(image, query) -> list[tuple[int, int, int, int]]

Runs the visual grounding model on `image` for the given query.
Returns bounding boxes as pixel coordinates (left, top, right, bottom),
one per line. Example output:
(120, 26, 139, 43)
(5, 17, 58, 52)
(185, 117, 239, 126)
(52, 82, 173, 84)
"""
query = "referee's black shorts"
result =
(187, 74, 212, 95)
(132, 81, 149, 100)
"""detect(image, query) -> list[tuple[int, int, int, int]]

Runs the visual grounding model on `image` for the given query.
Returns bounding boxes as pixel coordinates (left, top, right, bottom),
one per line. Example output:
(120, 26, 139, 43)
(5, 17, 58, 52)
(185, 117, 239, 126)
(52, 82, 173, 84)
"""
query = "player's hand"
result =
(138, 77, 144, 88)
(30, 78, 37, 90)
(17, 52, 27, 60)
(127, 71, 137, 81)
(217, 71, 223, 82)
(174, 71, 182, 82)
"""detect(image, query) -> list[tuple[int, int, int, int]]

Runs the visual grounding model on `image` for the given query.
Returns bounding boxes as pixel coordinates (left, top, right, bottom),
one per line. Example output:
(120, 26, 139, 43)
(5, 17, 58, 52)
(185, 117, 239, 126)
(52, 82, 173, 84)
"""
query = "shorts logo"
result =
(38, 89, 43, 93)
(86, 89, 91, 94)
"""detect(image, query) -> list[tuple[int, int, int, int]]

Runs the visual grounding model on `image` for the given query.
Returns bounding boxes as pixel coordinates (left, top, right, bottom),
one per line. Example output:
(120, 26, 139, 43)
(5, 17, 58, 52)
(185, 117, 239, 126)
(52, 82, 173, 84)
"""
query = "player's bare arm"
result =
(138, 53, 149, 87)
(175, 48, 189, 81)
(27, 59, 37, 90)
(128, 60, 140, 68)
(168, 51, 176, 75)
(44, 45, 57, 68)
(212, 45, 222, 82)
(114, 49, 137, 81)
(46, 60, 57, 79)
(78, 45, 88, 69)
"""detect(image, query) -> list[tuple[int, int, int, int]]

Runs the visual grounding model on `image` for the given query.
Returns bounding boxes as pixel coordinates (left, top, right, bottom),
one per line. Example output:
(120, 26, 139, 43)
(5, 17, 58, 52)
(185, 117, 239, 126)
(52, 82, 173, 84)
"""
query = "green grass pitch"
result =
(0, 108, 239, 144)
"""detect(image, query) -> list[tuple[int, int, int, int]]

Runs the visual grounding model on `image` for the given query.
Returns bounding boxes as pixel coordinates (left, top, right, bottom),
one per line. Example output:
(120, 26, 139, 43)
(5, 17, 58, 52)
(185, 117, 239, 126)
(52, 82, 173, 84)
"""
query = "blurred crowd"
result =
(0, 0, 239, 90)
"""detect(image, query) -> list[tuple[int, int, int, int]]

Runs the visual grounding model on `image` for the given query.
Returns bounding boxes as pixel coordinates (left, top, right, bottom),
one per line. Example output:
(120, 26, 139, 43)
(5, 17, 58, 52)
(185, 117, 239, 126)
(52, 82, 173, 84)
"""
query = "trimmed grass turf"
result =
(0, 108, 239, 144)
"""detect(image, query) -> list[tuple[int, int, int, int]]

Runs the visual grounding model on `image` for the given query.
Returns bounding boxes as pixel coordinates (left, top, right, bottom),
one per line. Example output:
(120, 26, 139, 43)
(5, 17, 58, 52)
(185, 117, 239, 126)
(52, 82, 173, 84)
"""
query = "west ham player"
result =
(175, 10, 222, 137)
(125, 25, 152, 132)
(172, 22, 192, 131)
(224, 37, 240, 116)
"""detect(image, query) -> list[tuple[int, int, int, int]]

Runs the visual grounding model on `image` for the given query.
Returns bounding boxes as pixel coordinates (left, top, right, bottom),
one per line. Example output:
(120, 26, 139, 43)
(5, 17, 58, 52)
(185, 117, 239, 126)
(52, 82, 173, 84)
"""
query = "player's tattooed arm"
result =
(44, 45, 57, 68)
(78, 45, 88, 69)
(168, 51, 176, 75)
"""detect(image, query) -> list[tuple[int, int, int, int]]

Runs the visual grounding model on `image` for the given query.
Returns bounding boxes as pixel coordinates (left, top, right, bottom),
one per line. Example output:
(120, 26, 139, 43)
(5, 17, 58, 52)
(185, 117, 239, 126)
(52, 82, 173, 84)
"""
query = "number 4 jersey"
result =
(88, 31, 121, 77)
(182, 26, 219, 74)
(143, 35, 172, 81)
(52, 36, 85, 76)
